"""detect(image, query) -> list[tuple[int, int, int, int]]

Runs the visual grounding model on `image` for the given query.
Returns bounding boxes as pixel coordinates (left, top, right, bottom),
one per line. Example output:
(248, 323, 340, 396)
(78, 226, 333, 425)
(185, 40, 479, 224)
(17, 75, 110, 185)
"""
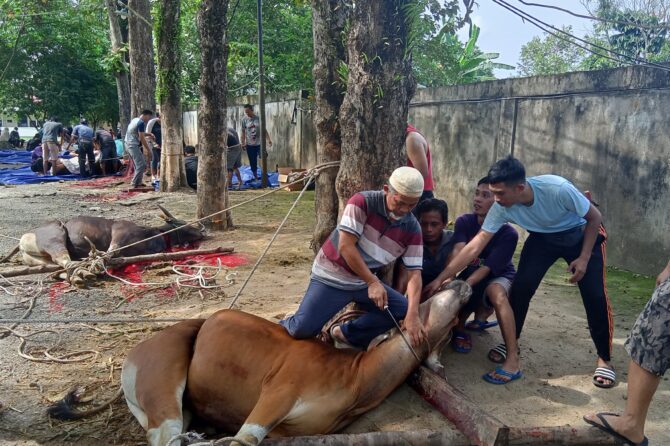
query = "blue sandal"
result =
(451, 331, 472, 353)
(465, 319, 499, 331)
(482, 366, 523, 385)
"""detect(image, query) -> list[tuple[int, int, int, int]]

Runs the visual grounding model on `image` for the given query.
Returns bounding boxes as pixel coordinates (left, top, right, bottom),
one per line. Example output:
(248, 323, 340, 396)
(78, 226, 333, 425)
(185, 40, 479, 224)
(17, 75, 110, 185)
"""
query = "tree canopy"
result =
(0, 0, 118, 125)
(518, 1, 670, 76)
(0, 0, 518, 123)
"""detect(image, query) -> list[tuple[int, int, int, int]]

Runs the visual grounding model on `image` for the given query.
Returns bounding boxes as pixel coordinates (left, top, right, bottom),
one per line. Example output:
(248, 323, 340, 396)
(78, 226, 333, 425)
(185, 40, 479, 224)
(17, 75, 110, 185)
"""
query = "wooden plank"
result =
(261, 429, 470, 445)
(508, 426, 625, 445)
(407, 366, 508, 446)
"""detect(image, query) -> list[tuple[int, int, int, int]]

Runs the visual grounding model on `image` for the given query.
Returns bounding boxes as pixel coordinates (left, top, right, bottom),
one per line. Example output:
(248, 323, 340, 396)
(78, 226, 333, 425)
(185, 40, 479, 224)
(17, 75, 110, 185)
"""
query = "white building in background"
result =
(0, 113, 40, 139)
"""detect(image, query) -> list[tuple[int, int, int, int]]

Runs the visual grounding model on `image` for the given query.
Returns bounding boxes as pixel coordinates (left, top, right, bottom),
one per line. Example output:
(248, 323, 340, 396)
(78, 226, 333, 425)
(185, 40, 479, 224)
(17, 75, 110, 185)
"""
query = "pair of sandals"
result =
(450, 322, 523, 385)
(488, 343, 617, 388)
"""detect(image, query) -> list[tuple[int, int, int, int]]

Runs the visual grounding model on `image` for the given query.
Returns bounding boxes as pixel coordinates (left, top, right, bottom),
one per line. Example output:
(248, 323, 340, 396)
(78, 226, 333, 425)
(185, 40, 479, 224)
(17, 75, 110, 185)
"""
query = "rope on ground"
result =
(185, 435, 255, 446)
(228, 173, 315, 309)
(0, 274, 43, 338)
(0, 233, 21, 241)
(0, 326, 99, 363)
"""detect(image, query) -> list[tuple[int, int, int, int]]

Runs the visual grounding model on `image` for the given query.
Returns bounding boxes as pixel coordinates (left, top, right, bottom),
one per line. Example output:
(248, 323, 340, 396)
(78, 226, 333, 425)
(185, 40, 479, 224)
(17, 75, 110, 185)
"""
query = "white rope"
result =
(0, 233, 21, 241)
(228, 174, 315, 309)
(172, 259, 226, 289)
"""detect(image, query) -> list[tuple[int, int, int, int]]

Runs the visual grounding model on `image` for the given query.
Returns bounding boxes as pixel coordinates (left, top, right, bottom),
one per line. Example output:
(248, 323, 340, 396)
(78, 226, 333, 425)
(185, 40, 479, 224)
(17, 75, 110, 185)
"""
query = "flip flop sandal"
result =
(451, 331, 472, 353)
(465, 319, 499, 331)
(593, 366, 617, 388)
(487, 343, 521, 364)
(482, 366, 523, 385)
(583, 412, 649, 446)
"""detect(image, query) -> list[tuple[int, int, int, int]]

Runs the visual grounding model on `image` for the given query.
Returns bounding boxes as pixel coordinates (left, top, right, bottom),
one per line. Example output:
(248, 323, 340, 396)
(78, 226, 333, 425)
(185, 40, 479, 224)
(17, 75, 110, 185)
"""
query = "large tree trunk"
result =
(156, 0, 186, 191)
(128, 0, 157, 116)
(336, 1, 416, 207)
(310, 0, 350, 254)
(196, 0, 231, 229)
(105, 0, 131, 137)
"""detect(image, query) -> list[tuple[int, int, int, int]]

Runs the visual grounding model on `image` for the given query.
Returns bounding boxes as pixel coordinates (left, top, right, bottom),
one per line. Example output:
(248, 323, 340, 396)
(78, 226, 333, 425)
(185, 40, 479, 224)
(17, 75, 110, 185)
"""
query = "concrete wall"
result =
(183, 65, 670, 274)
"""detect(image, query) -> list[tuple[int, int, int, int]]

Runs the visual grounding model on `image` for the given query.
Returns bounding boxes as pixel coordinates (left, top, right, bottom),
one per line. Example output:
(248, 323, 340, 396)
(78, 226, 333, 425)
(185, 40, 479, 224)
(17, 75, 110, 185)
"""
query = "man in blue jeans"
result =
(281, 167, 426, 349)
(241, 104, 272, 181)
(428, 156, 613, 387)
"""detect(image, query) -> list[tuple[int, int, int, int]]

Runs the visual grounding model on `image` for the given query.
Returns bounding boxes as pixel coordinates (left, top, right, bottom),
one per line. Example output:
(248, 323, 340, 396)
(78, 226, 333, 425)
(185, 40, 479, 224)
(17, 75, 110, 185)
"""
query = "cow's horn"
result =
(157, 204, 177, 221)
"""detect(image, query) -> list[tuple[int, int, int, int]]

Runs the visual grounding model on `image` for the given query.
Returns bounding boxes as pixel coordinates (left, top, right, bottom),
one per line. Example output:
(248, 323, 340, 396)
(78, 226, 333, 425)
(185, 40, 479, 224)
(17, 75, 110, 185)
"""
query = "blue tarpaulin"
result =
(0, 150, 32, 165)
(0, 162, 281, 188)
(231, 165, 280, 189)
(0, 166, 79, 185)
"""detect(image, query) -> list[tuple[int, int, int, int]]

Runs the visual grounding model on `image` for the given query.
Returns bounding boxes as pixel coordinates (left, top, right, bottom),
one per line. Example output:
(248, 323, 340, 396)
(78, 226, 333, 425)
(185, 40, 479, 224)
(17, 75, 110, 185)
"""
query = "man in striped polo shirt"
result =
(280, 167, 427, 349)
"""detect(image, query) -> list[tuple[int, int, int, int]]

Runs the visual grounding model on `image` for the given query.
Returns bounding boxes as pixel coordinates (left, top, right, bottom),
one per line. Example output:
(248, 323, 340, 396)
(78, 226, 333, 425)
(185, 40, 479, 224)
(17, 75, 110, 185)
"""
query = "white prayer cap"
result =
(388, 166, 424, 198)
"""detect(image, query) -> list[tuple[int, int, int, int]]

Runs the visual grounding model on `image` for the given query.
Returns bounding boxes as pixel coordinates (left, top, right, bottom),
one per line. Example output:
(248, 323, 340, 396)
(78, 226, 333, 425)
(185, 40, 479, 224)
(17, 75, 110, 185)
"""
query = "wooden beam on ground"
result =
(407, 365, 508, 446)
(507, 426, 626, 445)
(0, 264, 62, 278)
(104, 246, 234, 267)
(0, 246, 234, 278)
(261, 430, 470, 445)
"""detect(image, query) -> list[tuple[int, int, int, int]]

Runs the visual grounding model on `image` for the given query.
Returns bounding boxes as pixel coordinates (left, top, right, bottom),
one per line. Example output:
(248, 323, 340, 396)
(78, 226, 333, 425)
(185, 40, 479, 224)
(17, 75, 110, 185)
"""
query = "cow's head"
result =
(421, 280, 471, 377)
(157, 205, 205, 246)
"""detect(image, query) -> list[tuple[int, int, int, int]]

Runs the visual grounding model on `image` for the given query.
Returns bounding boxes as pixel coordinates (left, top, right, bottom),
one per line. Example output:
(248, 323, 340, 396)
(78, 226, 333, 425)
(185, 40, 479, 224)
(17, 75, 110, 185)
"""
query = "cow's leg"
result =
(122, 360, 187, 446)
(230, 389, 299, 446)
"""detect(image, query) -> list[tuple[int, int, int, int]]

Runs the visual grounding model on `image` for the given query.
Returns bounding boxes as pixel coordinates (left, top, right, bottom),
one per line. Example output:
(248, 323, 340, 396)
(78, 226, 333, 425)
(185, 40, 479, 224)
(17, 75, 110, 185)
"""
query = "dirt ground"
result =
(0, 179, 668, 445)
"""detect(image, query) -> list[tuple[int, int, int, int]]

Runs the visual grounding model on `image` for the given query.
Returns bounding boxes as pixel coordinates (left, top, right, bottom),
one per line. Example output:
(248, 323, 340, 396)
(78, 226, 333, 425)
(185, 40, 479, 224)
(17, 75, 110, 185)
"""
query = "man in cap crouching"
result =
(281, 166, 427, 349)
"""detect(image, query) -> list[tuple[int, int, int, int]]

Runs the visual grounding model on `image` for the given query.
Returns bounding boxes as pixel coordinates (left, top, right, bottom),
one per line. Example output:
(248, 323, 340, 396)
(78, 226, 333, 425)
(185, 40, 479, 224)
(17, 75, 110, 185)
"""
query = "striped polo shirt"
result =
(312, 190, 423, 290)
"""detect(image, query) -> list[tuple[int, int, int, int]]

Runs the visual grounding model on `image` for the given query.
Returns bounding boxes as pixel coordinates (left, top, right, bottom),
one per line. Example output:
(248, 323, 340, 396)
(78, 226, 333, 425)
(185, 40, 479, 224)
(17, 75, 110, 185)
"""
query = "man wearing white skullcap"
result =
(281, 167, 427, 349)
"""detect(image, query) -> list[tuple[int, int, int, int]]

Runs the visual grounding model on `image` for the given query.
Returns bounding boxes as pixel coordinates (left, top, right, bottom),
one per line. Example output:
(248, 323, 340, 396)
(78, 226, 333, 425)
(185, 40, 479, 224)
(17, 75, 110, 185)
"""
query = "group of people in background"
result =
(27, 117, 124, 177)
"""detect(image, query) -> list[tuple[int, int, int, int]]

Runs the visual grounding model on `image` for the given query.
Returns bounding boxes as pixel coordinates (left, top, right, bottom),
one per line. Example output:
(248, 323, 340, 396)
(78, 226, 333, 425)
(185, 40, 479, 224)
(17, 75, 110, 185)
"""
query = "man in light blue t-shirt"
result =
(428, 156, 614, 388)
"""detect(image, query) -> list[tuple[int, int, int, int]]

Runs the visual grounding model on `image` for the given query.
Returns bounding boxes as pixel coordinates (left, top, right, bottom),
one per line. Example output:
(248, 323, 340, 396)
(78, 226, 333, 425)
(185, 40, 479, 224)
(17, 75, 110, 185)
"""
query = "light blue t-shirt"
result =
(482, 175, 590, 234)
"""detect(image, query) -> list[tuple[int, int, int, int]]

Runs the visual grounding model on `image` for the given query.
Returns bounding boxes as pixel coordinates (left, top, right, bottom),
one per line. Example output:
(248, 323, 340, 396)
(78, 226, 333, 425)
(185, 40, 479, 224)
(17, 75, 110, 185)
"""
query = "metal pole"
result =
(257, 0, 269, 188)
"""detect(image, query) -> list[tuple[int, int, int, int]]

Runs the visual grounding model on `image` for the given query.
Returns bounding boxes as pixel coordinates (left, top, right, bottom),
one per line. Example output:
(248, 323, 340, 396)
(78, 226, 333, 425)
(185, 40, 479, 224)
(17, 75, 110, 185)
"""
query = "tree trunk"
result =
(336, 1, 416, 207)
(105, 0, 131, 137)
(196, 0, 231, 229)
(156, 0, 186, 191)
(309, 0, 350, 254)
(128, 0, 157, 116)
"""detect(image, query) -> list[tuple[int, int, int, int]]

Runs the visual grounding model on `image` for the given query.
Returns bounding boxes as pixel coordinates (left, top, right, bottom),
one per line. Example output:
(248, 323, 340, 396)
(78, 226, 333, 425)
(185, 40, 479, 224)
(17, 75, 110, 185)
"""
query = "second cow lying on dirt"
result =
(0, 205, 204, 286)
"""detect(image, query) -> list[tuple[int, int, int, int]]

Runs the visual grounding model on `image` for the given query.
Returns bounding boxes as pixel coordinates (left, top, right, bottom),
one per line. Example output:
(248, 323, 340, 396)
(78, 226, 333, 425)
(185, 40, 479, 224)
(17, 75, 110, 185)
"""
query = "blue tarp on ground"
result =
(0, 150, 32, 165)
(0, 163, 282, 187)
(0, 166, 79, 185)
(231, 165, 280, 189)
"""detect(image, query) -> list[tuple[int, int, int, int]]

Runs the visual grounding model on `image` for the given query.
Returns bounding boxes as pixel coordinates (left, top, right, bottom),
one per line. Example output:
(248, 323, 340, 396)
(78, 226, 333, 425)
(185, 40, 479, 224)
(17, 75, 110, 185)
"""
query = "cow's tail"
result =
(46, 386, 123, 420)
(0, 244, 19, 264)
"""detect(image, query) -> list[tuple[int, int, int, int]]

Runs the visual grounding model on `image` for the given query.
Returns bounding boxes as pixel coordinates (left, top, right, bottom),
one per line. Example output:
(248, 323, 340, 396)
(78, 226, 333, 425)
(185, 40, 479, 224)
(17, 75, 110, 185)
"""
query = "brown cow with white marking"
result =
(120, 281, 471, 446)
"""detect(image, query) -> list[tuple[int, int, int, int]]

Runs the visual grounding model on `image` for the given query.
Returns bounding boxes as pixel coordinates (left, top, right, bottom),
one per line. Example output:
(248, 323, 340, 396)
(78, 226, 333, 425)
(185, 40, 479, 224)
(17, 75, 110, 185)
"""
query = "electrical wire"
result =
(491, 0, 670, 72)
(517, 0, 670, 31)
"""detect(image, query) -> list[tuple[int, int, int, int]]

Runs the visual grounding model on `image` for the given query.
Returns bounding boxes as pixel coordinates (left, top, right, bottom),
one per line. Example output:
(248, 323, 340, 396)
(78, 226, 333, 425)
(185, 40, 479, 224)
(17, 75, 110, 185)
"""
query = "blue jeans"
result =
(280, 278, 408, 349)
(246, 145, 260, 178)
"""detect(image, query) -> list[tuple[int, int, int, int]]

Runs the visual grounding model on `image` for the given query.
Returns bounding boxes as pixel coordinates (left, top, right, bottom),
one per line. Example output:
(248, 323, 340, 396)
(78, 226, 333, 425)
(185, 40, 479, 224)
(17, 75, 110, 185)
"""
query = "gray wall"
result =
(183, 65, 670, 274)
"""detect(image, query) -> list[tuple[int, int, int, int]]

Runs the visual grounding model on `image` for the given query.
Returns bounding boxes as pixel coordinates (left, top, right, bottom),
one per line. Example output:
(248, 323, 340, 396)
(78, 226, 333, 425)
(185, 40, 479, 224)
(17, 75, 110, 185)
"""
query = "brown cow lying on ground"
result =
(119, 281, 471, 446)
(0, 205, 203, 286)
